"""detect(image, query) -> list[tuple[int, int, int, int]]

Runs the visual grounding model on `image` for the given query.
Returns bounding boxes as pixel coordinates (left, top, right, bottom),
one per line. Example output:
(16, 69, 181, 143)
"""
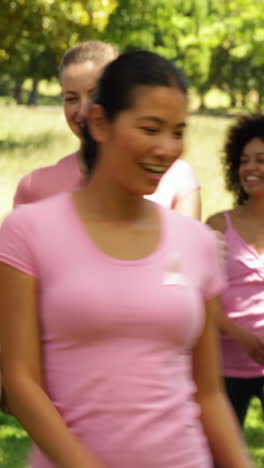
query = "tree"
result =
(0, 0, 116, 104)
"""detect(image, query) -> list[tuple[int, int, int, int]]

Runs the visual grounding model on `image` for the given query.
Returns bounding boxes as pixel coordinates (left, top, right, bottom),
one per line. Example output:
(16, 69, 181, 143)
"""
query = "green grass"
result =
(0, 413, 30, 467)
(245, 399, 264, 467)
(0, 104, 263, 466)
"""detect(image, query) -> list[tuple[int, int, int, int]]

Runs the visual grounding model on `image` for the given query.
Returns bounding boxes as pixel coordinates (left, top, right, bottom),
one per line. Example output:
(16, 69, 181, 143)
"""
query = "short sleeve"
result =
(0, 208, 38, 277)
(13, 173, 33, 206)
(201, 226, 226, 300)
(146, 160, 200, 208)
(171, 160, 200, 201)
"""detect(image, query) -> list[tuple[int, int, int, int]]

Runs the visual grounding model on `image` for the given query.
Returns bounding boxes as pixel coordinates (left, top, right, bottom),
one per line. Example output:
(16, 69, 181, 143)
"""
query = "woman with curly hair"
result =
(207, 114, 264, 427)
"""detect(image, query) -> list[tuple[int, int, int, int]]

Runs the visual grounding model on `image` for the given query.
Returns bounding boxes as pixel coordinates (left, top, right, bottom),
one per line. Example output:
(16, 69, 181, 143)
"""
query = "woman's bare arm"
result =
(0, 263, 103, 468)
(192, 296, 253, 468)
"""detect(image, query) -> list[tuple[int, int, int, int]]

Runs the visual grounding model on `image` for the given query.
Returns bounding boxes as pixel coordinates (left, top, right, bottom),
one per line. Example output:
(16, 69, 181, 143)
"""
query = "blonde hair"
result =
(59, 41, 119, 82)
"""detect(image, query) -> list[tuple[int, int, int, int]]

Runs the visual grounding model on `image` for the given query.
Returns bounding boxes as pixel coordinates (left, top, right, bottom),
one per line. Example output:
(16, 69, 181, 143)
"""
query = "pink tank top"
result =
(220, 211, 264, 377)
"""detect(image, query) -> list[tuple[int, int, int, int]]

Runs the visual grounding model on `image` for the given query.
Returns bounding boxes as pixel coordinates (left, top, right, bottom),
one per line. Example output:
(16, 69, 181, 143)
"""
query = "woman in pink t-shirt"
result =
(13, 42, 201, 219)
(13, 41, 118, 206)
(0, 51, 252, 468)
(207, 114, 264, 427)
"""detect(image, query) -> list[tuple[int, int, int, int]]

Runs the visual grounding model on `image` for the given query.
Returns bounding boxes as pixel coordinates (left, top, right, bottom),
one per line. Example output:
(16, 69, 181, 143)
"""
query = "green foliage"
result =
(0, 413, 30, 467)
(0, 0, 116, 103)
(103, 0, 264, 110)
(1, 0, 264, 108)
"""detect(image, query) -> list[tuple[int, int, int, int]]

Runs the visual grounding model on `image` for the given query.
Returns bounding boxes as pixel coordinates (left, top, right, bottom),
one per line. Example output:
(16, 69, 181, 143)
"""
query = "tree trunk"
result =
(230, 93, 236, 108)
(27, 77, 39, 106)
(255, 91, 262, 112)
(199, 93, 206, 110)
(13, 79, 23, 105)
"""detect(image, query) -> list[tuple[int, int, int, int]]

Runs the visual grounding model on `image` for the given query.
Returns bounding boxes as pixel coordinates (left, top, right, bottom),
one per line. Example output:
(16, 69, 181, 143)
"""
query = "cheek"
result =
(176, 140, 184, 156)
(64, 104, 73, 123)
(64, 105, 82, 138)
(238, 166, 244, 180)
(115, 129, 146, 155)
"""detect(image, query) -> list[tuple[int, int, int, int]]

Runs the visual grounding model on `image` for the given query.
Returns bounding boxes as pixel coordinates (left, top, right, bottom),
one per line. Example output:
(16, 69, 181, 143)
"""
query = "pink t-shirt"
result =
(14, 154, 199, 209)
(220, 212, 264, 378)
(0, 194, 223, 468)
(13, 153, 84, 205)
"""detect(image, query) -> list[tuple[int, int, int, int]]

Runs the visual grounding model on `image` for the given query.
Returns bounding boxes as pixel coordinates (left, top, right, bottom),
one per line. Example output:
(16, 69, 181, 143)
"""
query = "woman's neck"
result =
(240, 197, 264, 219)
(76, 172, 153, 224)
(76, 143, 89, 175)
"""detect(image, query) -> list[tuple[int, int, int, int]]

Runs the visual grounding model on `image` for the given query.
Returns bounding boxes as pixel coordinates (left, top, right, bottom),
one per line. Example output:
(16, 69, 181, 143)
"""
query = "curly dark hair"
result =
(223, 113, 264, 206)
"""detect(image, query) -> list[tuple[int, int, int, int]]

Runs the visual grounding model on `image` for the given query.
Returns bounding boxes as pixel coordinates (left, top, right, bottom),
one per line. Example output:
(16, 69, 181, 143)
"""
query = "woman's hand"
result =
(214, 230, 228, 269)
(234, 326, 264, 365)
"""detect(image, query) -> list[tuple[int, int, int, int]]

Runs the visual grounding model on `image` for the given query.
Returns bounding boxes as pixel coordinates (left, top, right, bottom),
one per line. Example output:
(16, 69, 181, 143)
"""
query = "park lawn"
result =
(0, 413, 30, 468)
(0, 105, 263, 466)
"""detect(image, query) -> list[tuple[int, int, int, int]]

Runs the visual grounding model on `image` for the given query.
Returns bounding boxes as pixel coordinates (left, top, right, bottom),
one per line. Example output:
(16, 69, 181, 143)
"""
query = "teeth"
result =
(246, 176, 260, 181)
(142, 164, 166, 174)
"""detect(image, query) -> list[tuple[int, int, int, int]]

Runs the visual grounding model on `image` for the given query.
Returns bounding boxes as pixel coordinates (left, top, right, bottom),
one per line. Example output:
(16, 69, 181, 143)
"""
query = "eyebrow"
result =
(136, 116, 186, 127)
(63, 88, 95, 95)
(242, 152, 264, 157)
(63, 90, 77, 95)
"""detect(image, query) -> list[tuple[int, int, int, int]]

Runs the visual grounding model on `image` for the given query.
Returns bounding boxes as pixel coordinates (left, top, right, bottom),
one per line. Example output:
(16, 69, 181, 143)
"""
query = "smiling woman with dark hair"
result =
(207, 113, 264, 429)
(223, 113, 264, 205)
(0, 51, 252, 468)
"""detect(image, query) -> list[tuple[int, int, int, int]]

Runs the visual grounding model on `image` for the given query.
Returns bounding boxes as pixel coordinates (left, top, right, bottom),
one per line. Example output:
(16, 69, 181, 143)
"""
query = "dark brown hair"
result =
(82, 49, 188, 173)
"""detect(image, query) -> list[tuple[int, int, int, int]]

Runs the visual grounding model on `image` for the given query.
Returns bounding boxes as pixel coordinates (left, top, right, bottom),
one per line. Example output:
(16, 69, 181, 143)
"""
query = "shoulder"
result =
(0, 200, 46, 277)
(206, 211, 228, 233)
(167, 209, 214, 244)
(166, 210, 222, 275)
(167, 159, 197, 179)
(7, 193, 61, 222)
(13, 153, 77, 206)
(13, 171, 34, 205)
(166, 159, 200, 192)
(3, 194, 68, 242)
(173, 159, 194, 172)
(0, 203, 38, 255)
(152, 160, 199, 207)
(54, 152, 77, 169)
(163, 209, 225, 298)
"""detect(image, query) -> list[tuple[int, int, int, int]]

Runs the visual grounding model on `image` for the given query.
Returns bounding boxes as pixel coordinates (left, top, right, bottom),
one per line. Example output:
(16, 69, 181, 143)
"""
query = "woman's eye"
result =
(140, 127, 158, 134)
(174, 131, 184, 139)
(64, 97, 78, 103)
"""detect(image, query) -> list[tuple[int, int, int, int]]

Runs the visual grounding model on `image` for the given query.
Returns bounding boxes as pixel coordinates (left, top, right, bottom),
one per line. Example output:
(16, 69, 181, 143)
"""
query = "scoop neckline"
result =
(66, 192, 169, 266)
(225, 210, 264, 259)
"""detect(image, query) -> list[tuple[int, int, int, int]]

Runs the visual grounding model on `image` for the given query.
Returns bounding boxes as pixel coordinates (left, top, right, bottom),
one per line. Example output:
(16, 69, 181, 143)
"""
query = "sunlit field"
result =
(0, 103, 233, 220)
(0, 104, 263, 467)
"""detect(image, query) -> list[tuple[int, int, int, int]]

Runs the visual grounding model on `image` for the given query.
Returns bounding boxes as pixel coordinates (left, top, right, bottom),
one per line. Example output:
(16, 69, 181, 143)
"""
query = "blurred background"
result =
(1, 0, 264, 110)
(2, 0, 264, 218)
(0, 1, 264, 467)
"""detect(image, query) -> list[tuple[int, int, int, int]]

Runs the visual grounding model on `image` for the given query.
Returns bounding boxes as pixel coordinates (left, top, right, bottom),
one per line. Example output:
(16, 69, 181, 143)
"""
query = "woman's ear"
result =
(88, 104, 109, 143)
